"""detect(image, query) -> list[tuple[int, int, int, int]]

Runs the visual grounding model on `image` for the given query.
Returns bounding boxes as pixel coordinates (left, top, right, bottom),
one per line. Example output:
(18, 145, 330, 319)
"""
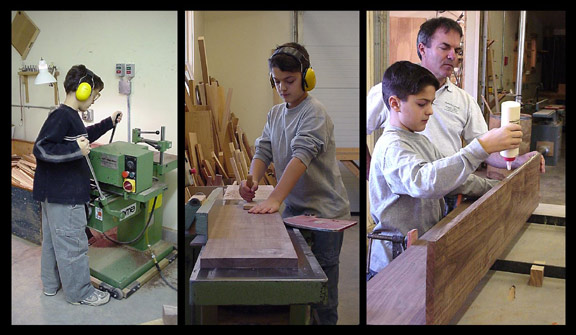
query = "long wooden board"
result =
(424, 153, 541, 324)
(199, 199, 298, 269)
(367, 241, 428, 324)
(366, 154, 541, 324)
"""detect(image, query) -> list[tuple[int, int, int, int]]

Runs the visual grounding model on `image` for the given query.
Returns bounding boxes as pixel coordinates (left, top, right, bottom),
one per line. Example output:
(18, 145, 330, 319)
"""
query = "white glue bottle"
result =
(500, 101, 521, 170)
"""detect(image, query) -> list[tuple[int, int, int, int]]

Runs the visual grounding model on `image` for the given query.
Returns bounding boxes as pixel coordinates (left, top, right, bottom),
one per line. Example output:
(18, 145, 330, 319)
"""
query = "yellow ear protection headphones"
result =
(76, 71, 94, 101)
(269, 46, 316, 91)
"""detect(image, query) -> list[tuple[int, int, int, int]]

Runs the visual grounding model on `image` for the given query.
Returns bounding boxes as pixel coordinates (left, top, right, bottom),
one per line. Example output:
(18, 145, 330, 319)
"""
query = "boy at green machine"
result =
(33, 64, 122, 306)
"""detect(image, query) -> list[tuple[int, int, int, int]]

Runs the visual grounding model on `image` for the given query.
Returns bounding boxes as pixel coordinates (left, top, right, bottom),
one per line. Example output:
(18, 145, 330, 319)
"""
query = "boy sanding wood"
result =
(239, 43, 351, 324)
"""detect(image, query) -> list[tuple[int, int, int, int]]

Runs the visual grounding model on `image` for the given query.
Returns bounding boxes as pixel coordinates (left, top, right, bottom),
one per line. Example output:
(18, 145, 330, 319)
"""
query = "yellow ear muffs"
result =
(303, 67, 316, 91)
(76, 82, 92, 101)
(269, 46, 317, 91)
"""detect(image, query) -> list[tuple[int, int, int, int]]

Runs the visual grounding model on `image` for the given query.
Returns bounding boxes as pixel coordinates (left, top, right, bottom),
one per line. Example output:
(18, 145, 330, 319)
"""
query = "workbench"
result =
(187, 187, 327, 325)
(453, 204, 565, 325)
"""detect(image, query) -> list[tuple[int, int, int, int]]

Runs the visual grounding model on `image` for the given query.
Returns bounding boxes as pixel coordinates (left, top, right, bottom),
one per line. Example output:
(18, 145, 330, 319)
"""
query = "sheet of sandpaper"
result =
(283, 215, 357, 232)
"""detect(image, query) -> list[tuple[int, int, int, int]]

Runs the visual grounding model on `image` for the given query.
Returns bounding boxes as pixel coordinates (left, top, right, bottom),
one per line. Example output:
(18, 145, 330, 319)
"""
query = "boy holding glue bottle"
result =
(367, 61, 522, 277)
(239, 42, 350, 324)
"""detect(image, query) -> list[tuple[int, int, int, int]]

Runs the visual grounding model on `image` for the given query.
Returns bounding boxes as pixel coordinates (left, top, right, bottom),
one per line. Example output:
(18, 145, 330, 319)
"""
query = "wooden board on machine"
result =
(367, 154, 542, 325)
(199, 202, 298, 269)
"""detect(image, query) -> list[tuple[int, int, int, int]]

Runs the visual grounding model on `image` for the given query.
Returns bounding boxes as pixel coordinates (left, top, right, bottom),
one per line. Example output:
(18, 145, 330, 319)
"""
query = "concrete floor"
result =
(11, 219, 358, 325)
(11, 235, 178, 325)
(337, 216, 360, 325)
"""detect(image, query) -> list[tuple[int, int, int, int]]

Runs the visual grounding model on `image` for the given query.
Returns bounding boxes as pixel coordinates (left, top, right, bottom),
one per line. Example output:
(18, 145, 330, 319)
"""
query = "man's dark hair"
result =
(64, 64, 104, 94)
(416, 17, 463, 60)
(381, 61, 440, 109)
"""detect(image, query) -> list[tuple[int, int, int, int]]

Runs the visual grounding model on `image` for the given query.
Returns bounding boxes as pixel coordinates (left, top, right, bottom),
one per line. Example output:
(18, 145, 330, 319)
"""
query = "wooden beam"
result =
(424, 153, 541, 324)
(211, 151, 229, 179)
(367, 241, 428, 325)
(335, 147, 359, 161)
(197, 36, 210, 85)
(367, 154, 542, 325)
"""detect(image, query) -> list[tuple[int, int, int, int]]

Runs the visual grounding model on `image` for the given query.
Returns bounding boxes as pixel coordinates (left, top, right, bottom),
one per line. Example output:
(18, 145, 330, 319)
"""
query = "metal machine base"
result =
(89, 239, 175, 299)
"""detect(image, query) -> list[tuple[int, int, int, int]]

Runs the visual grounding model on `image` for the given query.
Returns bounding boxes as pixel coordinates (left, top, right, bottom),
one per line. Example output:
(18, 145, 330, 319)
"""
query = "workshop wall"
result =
(11, 11, 178, 237)
(194, 11, 360, 212)
(487, 11, 562, 106)
(193, 11, 292, 145)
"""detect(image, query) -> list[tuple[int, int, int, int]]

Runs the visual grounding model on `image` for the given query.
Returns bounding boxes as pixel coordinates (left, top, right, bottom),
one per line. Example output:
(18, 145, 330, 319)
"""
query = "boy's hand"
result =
(239, 178, 258, 202)
(76, 136, 90, 156)
(478, 123, 522, 154)
(112, 111, 123, 125)
(248, 197, 281, 214)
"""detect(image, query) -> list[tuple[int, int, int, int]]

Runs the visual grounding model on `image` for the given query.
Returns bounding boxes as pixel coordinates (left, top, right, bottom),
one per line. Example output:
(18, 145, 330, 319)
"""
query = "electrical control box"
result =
(115, 63, 125, 77)
(89, 142, 153, 194)
(125, 63, 135, 78)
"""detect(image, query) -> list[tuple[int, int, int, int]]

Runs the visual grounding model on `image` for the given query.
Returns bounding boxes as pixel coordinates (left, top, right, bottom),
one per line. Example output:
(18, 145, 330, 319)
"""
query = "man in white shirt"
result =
(366, 17, 544, 277)
(367, 17, 544, 176)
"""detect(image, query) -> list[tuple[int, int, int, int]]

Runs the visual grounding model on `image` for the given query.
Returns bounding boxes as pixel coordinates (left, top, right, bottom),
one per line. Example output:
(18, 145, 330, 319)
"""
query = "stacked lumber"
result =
(11, 153, 36, 190)
(184, 36, 276, 187)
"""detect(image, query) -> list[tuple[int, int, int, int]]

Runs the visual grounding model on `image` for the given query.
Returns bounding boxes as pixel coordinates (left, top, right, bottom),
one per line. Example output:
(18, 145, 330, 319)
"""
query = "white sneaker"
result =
(71, 289, 110, 306)
(43, 287, 60, 296)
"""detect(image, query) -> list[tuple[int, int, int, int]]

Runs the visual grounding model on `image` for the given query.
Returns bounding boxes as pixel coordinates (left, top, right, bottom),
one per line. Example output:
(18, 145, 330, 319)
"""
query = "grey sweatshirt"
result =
(253, 95, 350, 220)
(369, 126, 498, 237)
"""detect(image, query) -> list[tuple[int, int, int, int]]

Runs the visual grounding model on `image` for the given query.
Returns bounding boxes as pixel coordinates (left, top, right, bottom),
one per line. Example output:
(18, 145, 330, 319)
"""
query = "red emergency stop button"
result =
(123, 179, 135, 192)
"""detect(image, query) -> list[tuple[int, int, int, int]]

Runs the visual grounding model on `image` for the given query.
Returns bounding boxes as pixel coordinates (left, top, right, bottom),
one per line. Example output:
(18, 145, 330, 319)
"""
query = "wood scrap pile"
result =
(11, 153, 36, 190)
(184, 36, 276, 187)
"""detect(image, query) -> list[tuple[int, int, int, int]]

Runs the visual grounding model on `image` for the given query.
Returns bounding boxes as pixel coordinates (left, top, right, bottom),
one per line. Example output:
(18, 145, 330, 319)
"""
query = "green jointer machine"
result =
(86, 127, 177, 299)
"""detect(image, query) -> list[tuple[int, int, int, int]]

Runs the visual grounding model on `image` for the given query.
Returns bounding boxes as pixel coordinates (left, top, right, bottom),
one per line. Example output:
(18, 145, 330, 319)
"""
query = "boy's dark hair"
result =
(416, 17, 463, 60)
(63, 65, 104, 94)
(268, 42, 311, 73)
(381, 61, 440, 109)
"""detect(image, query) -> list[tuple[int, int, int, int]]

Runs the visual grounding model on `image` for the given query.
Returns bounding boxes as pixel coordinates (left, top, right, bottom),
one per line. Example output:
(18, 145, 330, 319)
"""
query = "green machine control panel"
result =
(89, 142, 153, 194)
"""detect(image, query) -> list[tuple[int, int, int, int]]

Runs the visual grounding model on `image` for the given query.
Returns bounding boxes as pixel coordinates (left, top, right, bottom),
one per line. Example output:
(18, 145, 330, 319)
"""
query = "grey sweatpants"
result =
(40, 201, 94, 303)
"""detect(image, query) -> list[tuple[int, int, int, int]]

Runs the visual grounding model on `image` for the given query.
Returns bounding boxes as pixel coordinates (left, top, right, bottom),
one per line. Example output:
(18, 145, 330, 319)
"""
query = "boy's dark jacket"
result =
(33, 104, 113, 204)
